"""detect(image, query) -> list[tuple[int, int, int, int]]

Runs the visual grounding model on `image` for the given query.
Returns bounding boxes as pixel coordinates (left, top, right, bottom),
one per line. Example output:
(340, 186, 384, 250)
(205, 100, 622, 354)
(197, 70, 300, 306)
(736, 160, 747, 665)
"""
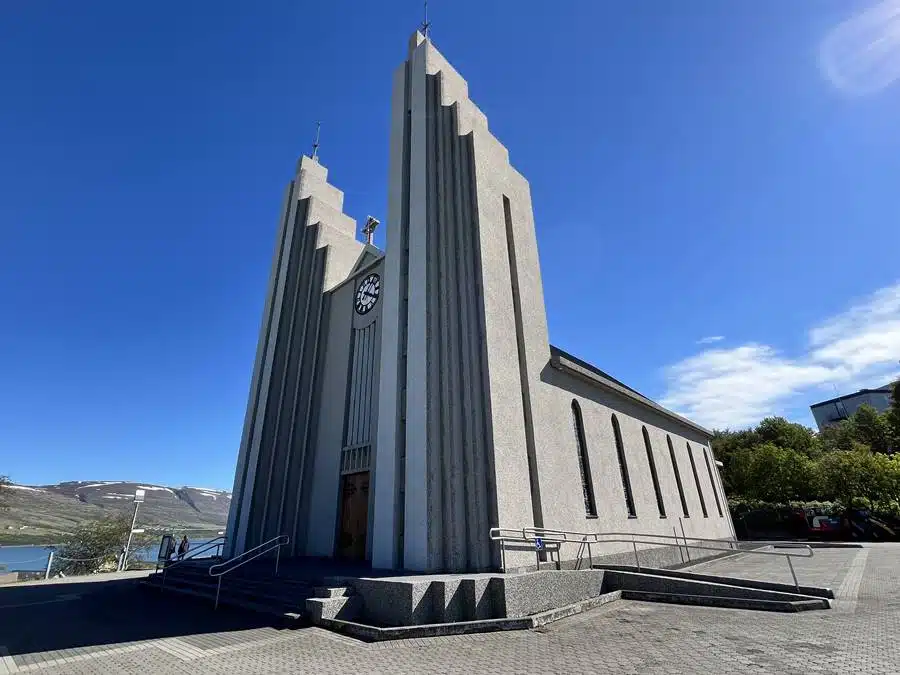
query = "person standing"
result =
(177, 535, 190, 561)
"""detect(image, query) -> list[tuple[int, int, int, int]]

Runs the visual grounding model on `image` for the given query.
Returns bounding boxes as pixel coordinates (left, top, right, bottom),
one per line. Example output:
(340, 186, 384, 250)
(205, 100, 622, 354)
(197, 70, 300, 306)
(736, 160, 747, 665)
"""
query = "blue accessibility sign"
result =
(534, 537, 544, 551)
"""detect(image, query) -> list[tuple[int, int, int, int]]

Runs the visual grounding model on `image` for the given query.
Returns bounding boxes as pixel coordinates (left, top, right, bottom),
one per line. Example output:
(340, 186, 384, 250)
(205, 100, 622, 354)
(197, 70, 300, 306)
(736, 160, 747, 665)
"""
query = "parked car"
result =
(807, 515, 842, 540)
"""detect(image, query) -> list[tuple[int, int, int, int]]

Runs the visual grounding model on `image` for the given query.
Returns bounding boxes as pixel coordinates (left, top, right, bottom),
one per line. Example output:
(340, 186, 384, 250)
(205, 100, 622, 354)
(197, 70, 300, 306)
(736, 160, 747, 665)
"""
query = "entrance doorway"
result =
(337, 471, 369, 561)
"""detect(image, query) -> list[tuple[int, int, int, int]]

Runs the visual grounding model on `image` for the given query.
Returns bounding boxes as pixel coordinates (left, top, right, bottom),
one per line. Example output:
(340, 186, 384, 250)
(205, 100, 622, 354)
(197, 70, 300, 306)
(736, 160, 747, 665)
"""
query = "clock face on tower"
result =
(355, 273, 380, 315)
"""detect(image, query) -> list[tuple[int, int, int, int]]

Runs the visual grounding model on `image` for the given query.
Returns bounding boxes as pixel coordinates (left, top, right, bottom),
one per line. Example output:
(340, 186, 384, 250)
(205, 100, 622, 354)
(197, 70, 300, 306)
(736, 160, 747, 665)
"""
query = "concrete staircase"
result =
(143, 559, 318, 624)
(144, 557, 834, 643)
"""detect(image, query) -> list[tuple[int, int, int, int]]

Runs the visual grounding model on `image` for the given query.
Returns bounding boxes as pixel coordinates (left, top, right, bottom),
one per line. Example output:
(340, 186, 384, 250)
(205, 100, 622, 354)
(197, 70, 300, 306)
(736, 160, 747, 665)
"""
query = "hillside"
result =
(0, 481, 231, 543)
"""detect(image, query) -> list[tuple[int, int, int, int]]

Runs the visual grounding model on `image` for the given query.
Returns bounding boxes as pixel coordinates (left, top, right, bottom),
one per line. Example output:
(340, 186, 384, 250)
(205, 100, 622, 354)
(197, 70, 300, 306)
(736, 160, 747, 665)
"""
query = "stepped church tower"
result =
(225, 32, 735, 573)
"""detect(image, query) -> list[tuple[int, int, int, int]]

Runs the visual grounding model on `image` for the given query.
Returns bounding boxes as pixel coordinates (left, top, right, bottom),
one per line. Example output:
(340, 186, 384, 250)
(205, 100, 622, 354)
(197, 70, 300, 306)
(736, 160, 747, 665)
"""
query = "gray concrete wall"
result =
(304, 281, 353, 557)
(303, 259, 384, 559)
(379, 34, 503, 572)
(372, 56, 413, 572)
(531, 367, 734, 558)
(225, 157, 363, 557)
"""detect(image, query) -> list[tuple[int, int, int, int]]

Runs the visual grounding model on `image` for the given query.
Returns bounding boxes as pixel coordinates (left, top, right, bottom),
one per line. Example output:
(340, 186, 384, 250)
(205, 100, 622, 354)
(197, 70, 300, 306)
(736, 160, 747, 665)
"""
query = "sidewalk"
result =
(9, 569, 154, 587)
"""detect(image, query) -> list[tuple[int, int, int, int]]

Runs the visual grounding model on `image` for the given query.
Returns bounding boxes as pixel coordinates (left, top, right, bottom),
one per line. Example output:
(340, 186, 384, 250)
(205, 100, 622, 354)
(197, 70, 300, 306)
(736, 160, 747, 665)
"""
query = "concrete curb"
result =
(312, 591, 623, 642)
(596, 565, 835, 599)
(620, 589, 830, 612)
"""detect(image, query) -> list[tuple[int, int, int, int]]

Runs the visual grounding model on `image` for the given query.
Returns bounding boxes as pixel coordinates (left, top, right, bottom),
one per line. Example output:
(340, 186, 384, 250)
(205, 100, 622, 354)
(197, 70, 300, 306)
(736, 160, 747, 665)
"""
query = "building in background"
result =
(810, 384, 896, 431)
(224, 31, 735, 573)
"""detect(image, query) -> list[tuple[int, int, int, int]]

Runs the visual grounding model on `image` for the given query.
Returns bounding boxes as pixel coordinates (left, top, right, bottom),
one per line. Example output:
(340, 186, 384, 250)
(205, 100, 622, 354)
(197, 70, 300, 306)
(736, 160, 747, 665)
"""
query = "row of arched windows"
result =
(571, 400, 725, 520)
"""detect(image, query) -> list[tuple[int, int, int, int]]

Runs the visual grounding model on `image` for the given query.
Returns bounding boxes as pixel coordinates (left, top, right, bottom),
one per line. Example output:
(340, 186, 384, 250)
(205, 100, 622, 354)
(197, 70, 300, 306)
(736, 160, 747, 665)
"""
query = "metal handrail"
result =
(489, 526, 814, 591)
(208, 534, 289, 609)
(160, 536, 226, 588)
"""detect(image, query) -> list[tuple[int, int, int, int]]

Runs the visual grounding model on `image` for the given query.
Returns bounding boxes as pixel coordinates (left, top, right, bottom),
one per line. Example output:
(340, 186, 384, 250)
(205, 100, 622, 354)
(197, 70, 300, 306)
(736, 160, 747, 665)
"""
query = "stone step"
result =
(151, 570, 314, 593)
(142, 579, 309, 624)
(306, 595, 362, 621)
(146, 574, 315, 612)
(148, 577, 313, 600)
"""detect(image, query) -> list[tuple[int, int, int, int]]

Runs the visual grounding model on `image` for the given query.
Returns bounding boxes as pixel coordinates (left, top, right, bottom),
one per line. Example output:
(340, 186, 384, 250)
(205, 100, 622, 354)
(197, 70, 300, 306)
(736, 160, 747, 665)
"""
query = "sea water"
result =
(0, 540, 215, 573)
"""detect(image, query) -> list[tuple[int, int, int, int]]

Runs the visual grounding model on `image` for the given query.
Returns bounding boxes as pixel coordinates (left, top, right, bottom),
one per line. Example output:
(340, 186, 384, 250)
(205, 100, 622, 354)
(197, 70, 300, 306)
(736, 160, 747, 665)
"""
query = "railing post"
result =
(680, 519, 691, 562)
(787, 555, 799, 591)
(632, 535, 640, 571)
(275, 544, 281, 577)
(215, 577, 222, 610)
(500, 540, 507, 573)
(44, 551, 54, 580)
(587, 542, 593, 569)
(673, 526, 684, 564)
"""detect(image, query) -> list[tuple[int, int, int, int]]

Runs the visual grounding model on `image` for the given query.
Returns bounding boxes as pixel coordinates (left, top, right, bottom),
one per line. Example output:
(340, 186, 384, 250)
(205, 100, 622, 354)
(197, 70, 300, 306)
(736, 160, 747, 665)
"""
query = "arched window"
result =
(611, 415, 636, 517)
(667, 435, 689, 518)
(572, 400, 597, 517)
(642, 427, 666, 518)
(703, 447, 724, 517)
(687, 443, 708, 518)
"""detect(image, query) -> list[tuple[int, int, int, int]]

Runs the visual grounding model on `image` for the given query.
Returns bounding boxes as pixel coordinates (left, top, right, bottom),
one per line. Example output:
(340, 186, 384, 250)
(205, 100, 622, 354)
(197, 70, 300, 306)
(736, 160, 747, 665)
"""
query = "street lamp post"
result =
(119, 489, 145, 571)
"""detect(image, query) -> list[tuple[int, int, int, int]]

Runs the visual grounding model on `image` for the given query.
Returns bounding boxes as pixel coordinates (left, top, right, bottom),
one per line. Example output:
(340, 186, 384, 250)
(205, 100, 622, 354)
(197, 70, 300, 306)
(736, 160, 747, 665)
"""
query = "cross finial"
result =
(362, 216, 380, 246)
(421, 1, 431, 38)
(311, 121, 321, 162)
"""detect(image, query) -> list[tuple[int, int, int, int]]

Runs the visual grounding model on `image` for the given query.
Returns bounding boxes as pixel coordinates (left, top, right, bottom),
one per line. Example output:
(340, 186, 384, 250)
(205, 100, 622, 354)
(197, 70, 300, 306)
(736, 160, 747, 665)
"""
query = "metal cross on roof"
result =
(311, 121, 321, 162)
(421, 1, 431, 38)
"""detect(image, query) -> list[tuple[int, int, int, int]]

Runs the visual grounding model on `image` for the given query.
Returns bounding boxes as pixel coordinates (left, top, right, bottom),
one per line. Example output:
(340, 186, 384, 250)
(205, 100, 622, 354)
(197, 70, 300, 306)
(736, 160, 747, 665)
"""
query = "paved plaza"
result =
(1, 545, 898, 674)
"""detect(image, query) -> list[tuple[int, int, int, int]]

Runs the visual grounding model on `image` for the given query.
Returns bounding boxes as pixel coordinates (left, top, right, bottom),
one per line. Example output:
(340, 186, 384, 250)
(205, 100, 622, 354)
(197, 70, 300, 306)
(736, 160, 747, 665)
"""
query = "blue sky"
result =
(2, 1, 900, 490)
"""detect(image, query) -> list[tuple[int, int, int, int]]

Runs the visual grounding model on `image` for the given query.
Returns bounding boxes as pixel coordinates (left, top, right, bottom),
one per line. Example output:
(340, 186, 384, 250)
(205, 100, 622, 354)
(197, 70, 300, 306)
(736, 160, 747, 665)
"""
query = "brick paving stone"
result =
(18, 545, 900, 674)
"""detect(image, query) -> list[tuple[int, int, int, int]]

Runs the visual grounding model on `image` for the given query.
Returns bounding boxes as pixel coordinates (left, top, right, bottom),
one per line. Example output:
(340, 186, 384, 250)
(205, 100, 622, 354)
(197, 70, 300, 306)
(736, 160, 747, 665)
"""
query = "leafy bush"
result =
(51, 516, 153, 576)
(713, 400, 900, 513)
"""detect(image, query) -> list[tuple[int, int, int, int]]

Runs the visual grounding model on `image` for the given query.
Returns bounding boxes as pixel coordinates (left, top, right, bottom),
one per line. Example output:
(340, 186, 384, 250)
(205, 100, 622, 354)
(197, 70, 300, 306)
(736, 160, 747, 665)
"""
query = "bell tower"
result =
(373, 32, 554, 572)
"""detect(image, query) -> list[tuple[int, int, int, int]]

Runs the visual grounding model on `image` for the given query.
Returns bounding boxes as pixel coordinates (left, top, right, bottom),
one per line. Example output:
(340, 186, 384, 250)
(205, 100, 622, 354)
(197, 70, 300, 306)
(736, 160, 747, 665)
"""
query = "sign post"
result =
(534, 537, 544, 569)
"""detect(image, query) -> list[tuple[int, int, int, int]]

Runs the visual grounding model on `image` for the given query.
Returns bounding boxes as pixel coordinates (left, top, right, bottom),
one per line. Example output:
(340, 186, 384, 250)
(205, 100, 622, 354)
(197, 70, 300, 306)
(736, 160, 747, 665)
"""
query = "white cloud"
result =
(696, 336, 725, 345)
(819, 0, 900, 95)
(661, 281, 900, 430)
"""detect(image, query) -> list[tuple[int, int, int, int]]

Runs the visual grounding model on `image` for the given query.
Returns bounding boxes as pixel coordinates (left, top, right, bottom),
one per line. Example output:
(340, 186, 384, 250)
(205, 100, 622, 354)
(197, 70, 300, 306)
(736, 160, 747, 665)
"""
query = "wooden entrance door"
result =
(337, 471, 369, 561)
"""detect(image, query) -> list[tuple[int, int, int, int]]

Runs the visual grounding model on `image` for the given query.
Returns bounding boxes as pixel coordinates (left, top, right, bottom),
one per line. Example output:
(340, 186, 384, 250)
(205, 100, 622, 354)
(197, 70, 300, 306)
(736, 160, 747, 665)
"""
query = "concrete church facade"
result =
(225, 32, 735, 573)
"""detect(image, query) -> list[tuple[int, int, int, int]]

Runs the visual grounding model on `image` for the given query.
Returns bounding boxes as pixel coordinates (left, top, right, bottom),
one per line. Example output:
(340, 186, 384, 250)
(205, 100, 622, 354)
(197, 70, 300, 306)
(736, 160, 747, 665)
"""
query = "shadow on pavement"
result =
(0, 575, 278, 657)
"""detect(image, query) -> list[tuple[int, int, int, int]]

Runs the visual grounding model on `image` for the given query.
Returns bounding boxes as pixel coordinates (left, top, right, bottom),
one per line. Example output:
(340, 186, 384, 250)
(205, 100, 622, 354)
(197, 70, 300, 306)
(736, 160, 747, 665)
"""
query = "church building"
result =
(224, 31, 735, 573)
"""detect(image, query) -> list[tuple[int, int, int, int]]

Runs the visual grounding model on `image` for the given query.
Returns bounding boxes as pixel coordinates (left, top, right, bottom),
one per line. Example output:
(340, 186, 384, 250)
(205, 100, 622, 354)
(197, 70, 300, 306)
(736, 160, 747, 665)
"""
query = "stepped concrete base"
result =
(311, 591, 623, 642)
(306, 594, 362, 621)
(313, 586, 351, 598)
(327, 570, 606, 627)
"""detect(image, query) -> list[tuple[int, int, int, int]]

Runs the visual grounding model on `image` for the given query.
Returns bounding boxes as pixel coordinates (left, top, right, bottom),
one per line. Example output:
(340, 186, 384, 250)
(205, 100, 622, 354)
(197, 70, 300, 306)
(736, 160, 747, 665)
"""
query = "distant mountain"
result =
(0, 481, 231, 543)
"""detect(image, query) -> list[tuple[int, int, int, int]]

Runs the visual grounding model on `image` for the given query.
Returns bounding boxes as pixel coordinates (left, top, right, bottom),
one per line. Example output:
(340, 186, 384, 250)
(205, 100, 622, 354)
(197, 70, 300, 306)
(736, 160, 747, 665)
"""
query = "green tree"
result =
(52, 516, 153, 576)
(711, 429, 760, 497)
(849, 404, 892, 454)
(743, 443, 816, 503)
(816, 419, 858, 454)
(817, 447, 894, 511)
(755, 417, 818, 458)
(887, 381, 900, 452)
